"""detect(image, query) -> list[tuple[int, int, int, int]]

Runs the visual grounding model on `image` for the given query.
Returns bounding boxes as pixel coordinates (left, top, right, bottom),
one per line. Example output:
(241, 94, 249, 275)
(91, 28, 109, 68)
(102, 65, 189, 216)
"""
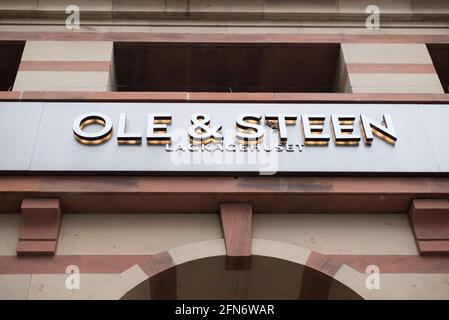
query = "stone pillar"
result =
(13, 41, 115, 92)
(340, 43, 444, 94)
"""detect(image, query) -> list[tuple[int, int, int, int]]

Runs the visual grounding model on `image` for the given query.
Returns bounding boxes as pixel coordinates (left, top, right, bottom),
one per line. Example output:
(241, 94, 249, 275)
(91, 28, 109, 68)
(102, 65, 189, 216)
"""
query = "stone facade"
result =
(0, 1, 448, 300)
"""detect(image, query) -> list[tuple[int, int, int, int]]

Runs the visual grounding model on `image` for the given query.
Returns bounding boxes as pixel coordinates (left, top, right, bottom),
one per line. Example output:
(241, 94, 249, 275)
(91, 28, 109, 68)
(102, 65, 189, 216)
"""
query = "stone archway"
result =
(93, 239, 384, 300)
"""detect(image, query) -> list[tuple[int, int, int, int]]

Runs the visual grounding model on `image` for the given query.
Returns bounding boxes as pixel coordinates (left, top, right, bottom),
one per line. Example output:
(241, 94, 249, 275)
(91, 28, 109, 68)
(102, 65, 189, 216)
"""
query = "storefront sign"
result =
(72, 112, 397, 147)
(0, 102, 447, 175)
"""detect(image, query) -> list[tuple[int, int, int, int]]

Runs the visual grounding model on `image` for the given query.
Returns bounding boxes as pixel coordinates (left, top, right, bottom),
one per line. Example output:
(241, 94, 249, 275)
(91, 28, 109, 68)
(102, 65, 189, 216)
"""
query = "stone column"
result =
(340, 43, 444, 94)
(13, 41, 115, 92)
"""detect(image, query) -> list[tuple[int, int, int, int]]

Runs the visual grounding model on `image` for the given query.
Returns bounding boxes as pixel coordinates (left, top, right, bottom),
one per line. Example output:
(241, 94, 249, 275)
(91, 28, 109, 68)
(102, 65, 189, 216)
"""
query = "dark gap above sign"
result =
(113, 43, 340, 93)
(0, 41, 25, 91)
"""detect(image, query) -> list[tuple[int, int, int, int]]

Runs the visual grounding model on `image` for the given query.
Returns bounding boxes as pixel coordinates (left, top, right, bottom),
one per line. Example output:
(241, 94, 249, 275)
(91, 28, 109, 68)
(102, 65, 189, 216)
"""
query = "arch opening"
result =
(121, 255, 363, 300)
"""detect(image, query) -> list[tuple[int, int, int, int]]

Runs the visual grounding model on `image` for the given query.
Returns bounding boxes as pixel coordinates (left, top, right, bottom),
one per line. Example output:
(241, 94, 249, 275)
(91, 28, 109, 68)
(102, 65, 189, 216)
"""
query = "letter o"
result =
(73, 112, 113, 144)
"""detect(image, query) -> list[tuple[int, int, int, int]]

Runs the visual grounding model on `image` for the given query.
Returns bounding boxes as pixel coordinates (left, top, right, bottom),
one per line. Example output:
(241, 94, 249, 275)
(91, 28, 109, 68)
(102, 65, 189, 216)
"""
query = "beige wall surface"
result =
(20, 41, 114, 62)
(55, 213, 419, 255)
(13, 71, 113, 92)
(0, 214, 20, 256)
(57, 213, 223, 255)
(379, 274, 449, 300)
(1, 0, 449, 33)
(0, 213, 419, 256)
(340, 43, 445, 94)
(0, 0, 448, 18)
(0, 273, 118, 300)
(1, 213, 449, 299)
(254, 213, 418, 255)
(12, 41, 115, 92)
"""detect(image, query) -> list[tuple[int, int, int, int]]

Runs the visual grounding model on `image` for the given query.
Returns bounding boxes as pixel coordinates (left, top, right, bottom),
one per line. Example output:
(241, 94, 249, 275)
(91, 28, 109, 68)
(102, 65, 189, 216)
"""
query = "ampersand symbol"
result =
(188, 113, 223, 144)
